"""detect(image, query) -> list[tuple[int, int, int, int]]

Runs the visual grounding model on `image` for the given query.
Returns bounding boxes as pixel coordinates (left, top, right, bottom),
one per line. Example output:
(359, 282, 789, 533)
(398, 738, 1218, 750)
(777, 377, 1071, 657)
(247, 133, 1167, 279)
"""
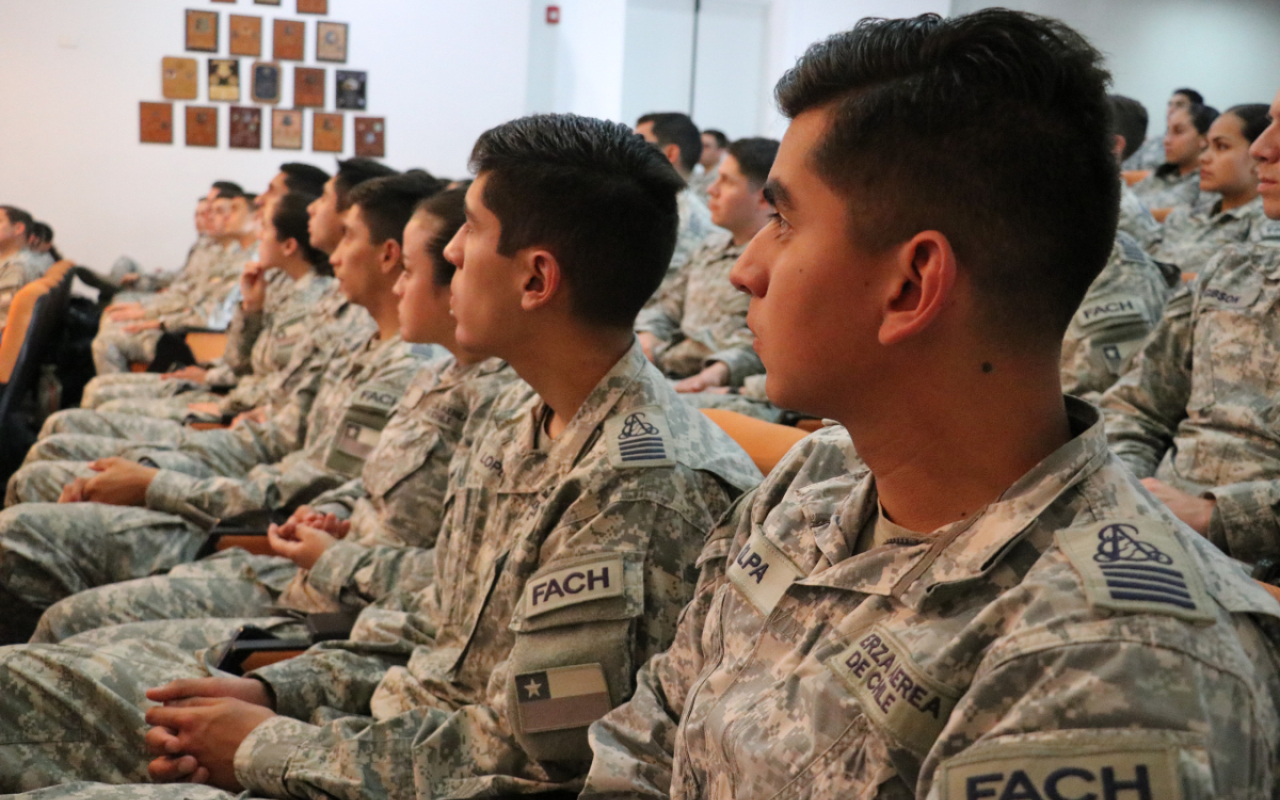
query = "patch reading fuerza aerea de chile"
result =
(1055, 519, 1214, 623)
(605, 407, 674, 468)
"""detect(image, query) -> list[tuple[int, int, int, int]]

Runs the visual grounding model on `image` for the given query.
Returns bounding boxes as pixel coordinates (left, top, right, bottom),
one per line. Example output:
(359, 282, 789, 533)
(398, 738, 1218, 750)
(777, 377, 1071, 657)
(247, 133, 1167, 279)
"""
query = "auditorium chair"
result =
(700, 408, 808, 475)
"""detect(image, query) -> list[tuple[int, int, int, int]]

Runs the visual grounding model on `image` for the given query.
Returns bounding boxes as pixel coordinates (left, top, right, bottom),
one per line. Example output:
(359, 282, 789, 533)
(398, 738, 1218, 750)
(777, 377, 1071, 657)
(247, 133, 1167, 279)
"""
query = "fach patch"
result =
(726, 529, 805, 617)
(515, 663, 612, 733)
(523, 556, 625, 617)
(1074, 294, 1144, 329)
(937, 737, 1183, 800)
(1056, 518, 1214, 623)
(604, 406, 674, 468)
(826, 625, 960, 756)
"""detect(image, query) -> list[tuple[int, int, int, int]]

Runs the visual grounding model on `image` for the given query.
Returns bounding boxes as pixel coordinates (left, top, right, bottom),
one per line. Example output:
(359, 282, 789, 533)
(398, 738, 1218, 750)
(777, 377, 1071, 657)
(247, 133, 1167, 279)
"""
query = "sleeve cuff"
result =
(234, 715, 320, 797)
(306, 538, 371, 599)
(1206, 481, 1277, 563)
(144, 469, 203, 516)
(706, 347, 763, 387)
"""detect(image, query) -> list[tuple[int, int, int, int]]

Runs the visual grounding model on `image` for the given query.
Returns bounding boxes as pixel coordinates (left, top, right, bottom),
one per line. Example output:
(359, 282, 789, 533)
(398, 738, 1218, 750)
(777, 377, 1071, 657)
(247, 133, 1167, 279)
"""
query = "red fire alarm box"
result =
(546, 5, 560, 24)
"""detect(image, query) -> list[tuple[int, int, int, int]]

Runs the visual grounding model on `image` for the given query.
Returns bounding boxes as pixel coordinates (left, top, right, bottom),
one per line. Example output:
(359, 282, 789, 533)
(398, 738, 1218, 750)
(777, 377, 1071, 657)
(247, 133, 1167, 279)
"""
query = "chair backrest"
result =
(43, 260, 74, 285)
(700, 408, 808, 475)
(0, 280, 51, 384)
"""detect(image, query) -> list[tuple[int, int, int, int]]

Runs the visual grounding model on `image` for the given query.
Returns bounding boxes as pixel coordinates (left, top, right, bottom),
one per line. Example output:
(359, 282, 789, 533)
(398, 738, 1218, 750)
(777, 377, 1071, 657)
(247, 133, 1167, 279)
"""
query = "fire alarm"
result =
(546, 5, 560, 24)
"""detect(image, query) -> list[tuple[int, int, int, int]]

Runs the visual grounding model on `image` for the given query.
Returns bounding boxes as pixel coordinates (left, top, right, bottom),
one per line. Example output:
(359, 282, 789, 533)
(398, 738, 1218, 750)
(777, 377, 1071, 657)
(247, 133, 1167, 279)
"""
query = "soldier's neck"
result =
(510, 326, 634, 441)
(1219, 188, 1258, 212)
(0, 239, 20, 260)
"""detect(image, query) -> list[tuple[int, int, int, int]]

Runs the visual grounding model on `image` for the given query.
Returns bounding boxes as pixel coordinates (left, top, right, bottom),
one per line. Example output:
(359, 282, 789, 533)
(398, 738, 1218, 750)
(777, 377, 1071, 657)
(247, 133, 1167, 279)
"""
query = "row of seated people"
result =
(0, 10, 1278, 798)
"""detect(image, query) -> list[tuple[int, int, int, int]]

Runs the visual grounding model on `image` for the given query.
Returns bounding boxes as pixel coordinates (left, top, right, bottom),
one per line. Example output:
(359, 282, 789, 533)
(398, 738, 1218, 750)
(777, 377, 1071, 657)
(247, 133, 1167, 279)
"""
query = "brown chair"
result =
(1257, 581, 1280, 606)
(186, 330, 229, 364)
(1121, 169, 1151, 187)
(701, 408, 808, 475)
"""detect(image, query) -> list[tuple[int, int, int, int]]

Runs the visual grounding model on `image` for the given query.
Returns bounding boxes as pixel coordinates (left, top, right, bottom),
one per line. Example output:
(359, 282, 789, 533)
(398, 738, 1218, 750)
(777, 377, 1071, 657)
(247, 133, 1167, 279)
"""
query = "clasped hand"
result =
(143, 677, 276, 790)
(267, 504, 351, 570)
(58, 457, 158, 506)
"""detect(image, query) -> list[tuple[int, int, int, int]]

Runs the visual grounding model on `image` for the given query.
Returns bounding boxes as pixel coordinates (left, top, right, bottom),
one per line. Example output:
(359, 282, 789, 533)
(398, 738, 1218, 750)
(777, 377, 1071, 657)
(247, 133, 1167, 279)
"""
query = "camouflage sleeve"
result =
(1205, 482, 1280, 565)
(635, 264, 689, 343)
(1098, 288, 1195, 478)
(581, 493, 751, 799)
(219, 306, 266, 377)
(304, 541, 436, 607)
(144, 457, 346, 523)
(305, 476, 366, 519)
(706, 345, 763, 388)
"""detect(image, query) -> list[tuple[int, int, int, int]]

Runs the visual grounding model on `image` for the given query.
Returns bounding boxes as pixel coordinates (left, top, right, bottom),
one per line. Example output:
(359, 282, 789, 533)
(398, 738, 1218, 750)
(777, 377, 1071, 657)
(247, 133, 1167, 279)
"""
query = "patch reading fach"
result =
(938, 743, 1181, 800)
(827, 626, 959, 755)
(523, 557, 624, 618)
(1056, 519, 1213, 623)
(516, 663, 613, 733)
(605, 407, 673, 468)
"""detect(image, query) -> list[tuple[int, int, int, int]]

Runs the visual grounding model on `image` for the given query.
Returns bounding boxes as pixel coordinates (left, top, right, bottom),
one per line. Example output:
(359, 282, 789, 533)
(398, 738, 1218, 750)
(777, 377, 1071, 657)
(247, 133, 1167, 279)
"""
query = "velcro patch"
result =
(937, 738, 1182, 800)
(1075, 295, 1144, 329)
(515, 663, 612, 733)
(826, 625, 959, 755)
(1095, 338, 1145, 375)
(1199, 282, 1261, 309)
(604, 407, 674, 468)
(523, 557, 624, 618)
(727, 530, 805, 617)
(1056, 518, 1214, 623)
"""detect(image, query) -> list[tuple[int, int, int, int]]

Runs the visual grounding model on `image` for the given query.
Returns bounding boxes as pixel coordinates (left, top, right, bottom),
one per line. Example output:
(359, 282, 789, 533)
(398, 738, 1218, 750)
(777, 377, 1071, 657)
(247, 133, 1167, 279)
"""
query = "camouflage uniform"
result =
(1150, 195, 1268, 274)
(90, 240, 253, 374)
(1122, 135, 1165, 172)
(1102, 242, 1280, 566)
(647, 188, 718, 304)
(0, 247, 48, 331)
(1059, 232, 1171, 400)
(1117, 181, 1162, 253)
(0, 340, 761, 796)
(32, 358, 519, 645)
(583, 398, 1280, 799)
(0, 333, 425, 629)
(688, 164, 718, 203)
(1130, 165, 1218, 211)
(637, 230, 760, 384)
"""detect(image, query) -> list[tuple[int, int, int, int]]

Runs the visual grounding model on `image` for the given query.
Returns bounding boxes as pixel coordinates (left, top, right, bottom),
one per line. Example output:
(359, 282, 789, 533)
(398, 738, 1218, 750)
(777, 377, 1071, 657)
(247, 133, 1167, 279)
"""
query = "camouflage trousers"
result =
(37, 411, 261, 478)
(91, 324, 164, 375)
(39, 408, 190, 443)
(31, 548, 309, 646)
(0, 502, 207, 643)
(80, 373, 196, 410)
(0, 781, 241, 799)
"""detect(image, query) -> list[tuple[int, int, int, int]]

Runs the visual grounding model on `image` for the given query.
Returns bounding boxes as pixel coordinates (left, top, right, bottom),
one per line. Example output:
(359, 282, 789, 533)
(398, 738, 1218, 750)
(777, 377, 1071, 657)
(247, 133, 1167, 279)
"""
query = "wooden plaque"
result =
(229, 15, 262, 57)
(230, 106, 262, 149)
(208, 59, 240, 102)
(185, 10, 219, 52)
(254, 0, 281, 4)
(272, 108, 303, 150)
(294, 67, 325, 107)
(251, 62, 281, 103)
(354, 117, 385, 158)
(162, 57, 198, 100)
(335, 70, 365, 110)
(186, 106, 218, 148)
(313, 112, 343, 152)
(140, 102, 174, 144)
(273, 19, 305, 61)
(315, 21, 347, 63)
(297, 0, 328, 13)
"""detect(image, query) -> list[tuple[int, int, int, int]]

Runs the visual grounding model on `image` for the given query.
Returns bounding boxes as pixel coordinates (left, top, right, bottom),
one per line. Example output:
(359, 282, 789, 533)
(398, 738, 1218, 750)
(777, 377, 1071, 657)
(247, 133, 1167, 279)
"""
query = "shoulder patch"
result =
(604, 406, 674, 468)
(1197, 280, 1261, 310)
(1055, 519, 1215, 623)
(1074, 295, 1145, 329)
(523, 556, 625, 618)
(937, 735, 1183, 800)
(826, 625, 960, 756)
(1253, 218, 1280, 242)
(1117, 232, 1148, 264)
(515, 663, 612, 733)
(727, 529, 805, 616)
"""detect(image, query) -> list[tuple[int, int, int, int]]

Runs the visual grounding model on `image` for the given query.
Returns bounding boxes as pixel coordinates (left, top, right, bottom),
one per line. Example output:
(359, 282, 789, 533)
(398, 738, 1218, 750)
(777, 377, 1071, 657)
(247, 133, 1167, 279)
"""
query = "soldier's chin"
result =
(1262, 192, 1280, 221)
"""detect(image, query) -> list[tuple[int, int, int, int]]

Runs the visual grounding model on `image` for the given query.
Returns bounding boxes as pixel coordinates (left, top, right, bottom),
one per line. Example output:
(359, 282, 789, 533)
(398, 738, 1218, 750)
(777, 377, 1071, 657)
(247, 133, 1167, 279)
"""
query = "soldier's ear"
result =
(520, 249, 562, 313)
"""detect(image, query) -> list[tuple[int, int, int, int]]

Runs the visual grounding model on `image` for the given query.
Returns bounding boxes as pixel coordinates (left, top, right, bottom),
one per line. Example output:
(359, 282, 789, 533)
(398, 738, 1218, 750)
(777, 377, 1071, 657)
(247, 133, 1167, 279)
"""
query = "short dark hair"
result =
(727, 138, 779, 187)
(0, 206, 34, 235)
(1107, 95, 1148, 160)
(471, 113, 684, 329)
(414, 188, 467, 287)
(211, 181, 244, 199)
(272, 191, 331, 273)
(347, 170, 444, 247)
(280, 162, 330, 197)
(774, 10, 1118, 342)
(1173, 87, 1204, 106)
(27, 221, 52, 246)
(637, 112, 703, 173)
(1225, 103, 1270, 144)
(703, 129, 729, 149)
(334, 158, 399, 211)
(1181, 103, 1219, 136)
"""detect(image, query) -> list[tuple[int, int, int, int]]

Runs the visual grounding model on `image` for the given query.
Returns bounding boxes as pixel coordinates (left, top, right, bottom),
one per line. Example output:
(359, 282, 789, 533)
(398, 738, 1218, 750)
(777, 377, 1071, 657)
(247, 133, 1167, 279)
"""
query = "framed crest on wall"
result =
(185, 10, 219, 52)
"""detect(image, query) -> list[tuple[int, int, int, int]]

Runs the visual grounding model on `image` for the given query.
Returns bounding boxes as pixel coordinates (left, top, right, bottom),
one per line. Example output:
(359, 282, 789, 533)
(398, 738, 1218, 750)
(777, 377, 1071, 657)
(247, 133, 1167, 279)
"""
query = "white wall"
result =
(525, 0, 628, 120)
(0, 0, 531, 273)
(948, 0, 1280, 130)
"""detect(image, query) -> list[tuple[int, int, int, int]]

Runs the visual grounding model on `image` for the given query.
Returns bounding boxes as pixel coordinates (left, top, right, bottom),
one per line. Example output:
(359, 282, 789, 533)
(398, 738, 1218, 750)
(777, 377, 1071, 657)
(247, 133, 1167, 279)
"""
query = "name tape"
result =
(523, 556, 625, 618)
(726, 530, 805, 617)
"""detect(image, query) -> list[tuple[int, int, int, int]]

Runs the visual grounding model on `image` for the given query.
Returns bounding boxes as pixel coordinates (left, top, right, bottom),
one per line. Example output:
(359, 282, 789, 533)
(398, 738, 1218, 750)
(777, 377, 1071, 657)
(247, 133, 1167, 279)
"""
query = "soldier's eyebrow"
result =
(763, 179, 793, 213)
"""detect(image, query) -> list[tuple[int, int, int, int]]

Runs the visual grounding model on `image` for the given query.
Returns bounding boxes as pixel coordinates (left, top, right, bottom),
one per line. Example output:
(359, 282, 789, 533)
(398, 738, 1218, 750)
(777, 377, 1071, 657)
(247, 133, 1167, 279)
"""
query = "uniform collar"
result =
(799, 397, 1108, 608)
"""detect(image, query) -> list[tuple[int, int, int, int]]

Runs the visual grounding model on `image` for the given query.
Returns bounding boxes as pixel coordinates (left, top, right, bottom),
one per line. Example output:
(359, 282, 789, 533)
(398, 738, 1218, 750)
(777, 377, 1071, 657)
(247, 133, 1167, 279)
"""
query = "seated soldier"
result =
(635, 112, 717, 288)
(1108, 94, 1162, 251)
(636, 137, 777, 386)
(25, 220, 61, 265)
(96, 192, 332, 421)
(1102, 89, 1280, 569)
(1150, 103, 1270, 275)
(688, 127, 727, 200)
(1122, 87, 1203, 171)
(91, 188, 257, 374)
(29, 188, 519, 648)
(0, 113, 760, 799)
(0, 173, 439, 644)
(584, 12, 1280, 798)
(0, 205, 44, 331)
(1131, 101, 1219, 216)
